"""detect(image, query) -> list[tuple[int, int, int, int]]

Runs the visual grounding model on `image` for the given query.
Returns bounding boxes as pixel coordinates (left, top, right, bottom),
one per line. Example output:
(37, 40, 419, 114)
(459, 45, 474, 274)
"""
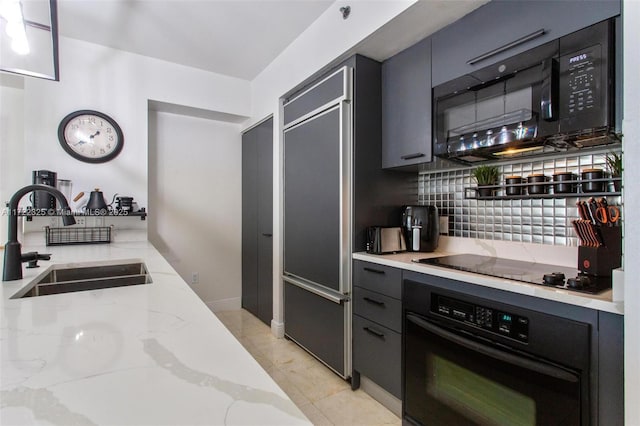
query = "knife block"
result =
(578, 226, 622, 276)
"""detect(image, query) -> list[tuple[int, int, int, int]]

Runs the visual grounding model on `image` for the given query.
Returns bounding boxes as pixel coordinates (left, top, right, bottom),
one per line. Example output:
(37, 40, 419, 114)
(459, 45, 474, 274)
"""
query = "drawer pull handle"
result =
(363, 326, 385, 339)
(400, 152, 425, 160)
(363, 297, 385, 306)
(363, 267, 385, 275)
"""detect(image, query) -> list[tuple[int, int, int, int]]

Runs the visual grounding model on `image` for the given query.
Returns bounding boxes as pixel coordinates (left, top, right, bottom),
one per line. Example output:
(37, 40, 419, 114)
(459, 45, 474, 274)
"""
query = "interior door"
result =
(256, 118, 273, 324)
(241, 124, 259, 316)
(242, 117, 273, 325)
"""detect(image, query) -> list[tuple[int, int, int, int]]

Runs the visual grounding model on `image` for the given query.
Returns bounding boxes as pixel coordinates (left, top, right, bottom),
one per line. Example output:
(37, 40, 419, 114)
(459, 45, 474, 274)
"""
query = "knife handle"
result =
(576, 201, 588, 221)
(592, 223, 604, 246)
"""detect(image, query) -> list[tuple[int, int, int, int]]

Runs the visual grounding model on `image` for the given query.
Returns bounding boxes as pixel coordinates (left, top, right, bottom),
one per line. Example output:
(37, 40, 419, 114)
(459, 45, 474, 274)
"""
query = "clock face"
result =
(58, 110, 124, 163)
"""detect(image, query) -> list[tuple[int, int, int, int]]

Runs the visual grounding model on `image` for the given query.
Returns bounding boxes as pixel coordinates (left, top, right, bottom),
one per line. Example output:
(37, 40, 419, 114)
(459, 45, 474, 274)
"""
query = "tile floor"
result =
(214, 309, 401, 426)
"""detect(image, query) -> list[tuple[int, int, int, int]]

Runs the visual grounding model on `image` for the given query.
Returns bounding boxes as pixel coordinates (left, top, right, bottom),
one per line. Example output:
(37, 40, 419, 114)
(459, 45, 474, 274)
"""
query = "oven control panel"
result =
(431, 294, 529, 343)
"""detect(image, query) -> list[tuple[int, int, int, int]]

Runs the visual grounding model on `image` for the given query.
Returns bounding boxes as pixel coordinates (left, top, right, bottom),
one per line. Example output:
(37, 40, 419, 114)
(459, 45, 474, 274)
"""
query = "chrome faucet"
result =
(3, 184, 76, 281)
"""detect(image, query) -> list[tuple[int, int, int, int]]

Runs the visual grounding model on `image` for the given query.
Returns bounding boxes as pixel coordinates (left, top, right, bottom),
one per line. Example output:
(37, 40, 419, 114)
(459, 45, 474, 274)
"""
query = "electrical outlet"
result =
(191, 272, 199, 285)
(439, 216, 449, 235)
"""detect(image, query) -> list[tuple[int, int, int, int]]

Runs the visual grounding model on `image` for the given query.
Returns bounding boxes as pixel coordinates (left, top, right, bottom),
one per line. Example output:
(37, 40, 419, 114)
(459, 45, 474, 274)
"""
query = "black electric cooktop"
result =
(414, 254, 611, 294)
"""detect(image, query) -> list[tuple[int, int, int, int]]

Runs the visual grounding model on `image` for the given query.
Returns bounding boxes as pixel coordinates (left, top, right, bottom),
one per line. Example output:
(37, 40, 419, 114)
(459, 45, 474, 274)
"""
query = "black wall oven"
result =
(433, 18, 617, 162)
(403, 279, 591, 426)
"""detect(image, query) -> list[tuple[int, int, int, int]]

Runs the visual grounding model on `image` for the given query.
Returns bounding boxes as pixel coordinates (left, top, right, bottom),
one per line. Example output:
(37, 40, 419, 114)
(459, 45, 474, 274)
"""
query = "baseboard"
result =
(271, 319, 285, 338)
(205, 297, 241, 312)
(360, 376, 402, 418)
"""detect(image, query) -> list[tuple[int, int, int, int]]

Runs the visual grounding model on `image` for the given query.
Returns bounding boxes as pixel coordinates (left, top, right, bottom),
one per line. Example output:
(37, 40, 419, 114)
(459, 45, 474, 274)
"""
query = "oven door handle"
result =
(406, 314, 579, 383)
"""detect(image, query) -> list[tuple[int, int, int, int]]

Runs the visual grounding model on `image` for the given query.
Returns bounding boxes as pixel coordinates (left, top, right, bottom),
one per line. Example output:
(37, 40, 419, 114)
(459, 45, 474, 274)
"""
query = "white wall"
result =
(623, 0, 639, 423)
(249, 0, 417, 124)
(148, 111, 242, 310)
(19, 36, 250, 209)
(1, 35, 250, 310)
(0, 82, 25, 243)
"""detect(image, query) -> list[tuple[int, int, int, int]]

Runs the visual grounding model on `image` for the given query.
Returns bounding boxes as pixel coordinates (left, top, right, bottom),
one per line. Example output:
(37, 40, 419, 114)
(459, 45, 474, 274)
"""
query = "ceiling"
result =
(56, 0, 483, 82)
(57, 0, 334, 80)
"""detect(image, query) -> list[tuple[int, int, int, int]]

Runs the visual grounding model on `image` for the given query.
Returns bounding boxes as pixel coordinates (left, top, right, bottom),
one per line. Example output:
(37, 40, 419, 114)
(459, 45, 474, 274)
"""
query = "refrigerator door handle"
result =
(282, 274, 348, 305)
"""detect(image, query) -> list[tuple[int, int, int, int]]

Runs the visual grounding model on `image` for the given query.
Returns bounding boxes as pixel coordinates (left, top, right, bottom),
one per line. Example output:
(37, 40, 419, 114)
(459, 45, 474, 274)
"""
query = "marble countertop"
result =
(0, 236, 310, 425)
(353, 250, 623, 315)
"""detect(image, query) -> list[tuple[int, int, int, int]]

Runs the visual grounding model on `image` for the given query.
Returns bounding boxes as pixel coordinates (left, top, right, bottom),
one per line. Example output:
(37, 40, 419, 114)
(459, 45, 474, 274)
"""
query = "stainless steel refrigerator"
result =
(282, 57, 410, 378)
(283, 65, 353, 377)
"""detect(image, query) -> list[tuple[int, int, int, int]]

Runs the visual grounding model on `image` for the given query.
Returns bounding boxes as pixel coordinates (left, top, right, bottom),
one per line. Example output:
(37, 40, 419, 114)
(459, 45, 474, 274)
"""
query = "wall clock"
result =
(57, 110, 124, 163)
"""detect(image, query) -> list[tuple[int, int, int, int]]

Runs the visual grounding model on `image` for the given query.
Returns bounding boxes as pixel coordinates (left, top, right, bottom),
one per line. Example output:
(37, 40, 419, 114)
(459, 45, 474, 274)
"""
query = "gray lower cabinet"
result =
(597, 311, 624, 425)
(352, 260, 402, 398)
(431, 0, 621, 87)
(382, 36, 432, 169)
(241, 118, 273, 326)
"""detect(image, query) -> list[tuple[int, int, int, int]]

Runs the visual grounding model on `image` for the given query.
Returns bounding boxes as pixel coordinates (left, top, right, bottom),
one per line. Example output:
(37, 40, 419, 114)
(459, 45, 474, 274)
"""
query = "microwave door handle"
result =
(406, 314, 579, 383)
(467, 29, 546, 65)
(541, 57, 560, 121)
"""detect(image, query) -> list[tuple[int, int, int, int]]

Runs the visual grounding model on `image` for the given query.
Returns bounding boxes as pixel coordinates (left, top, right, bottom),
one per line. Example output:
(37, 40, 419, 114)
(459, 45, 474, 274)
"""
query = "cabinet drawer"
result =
(353, 287, 401, 333)
(353, 315, 401, 398)
(353, 260, 401, 299)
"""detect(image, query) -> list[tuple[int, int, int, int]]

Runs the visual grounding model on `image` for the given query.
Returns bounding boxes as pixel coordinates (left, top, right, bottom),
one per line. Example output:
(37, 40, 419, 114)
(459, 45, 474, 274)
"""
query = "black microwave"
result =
(433, 18, 618, 163)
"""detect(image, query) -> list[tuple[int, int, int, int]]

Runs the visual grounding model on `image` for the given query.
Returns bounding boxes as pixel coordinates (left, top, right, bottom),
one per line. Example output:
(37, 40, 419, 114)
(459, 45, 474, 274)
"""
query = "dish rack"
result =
(45, 226, 112, 246)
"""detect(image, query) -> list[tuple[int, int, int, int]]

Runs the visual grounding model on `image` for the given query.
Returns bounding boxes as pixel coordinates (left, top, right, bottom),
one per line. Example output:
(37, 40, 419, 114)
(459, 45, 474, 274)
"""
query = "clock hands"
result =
(72, 130, 100, 147)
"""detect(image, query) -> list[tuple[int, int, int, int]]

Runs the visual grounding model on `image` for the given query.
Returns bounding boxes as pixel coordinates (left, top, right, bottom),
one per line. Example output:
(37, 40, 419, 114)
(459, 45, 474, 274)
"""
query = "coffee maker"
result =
(32, 170, 57, 210)
(402, 205, 439, 252)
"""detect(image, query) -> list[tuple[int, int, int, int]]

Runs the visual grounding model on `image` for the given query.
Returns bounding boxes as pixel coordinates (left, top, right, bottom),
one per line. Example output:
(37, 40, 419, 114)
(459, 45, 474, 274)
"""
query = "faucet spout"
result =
(3, 184, 76, 281)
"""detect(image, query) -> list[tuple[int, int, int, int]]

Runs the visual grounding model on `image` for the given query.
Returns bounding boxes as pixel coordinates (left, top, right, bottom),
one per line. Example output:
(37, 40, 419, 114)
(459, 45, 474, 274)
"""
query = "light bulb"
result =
(0, 0, 30, 55)
(0, 0, 22, 22)
(5, 20, 22, 38)
(11, 34, 29, 55)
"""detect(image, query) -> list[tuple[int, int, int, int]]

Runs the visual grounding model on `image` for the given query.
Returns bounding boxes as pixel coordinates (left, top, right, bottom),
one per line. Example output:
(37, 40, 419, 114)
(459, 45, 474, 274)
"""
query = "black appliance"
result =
(416, 254, 611, 294)
(403, 280, 591, 425)
(32, 170, 57, 211)
(116, 196, 134, 213)
(433, 18, 617, 163)
(402, 205, 439, 252)
(86, 188, 108, 215)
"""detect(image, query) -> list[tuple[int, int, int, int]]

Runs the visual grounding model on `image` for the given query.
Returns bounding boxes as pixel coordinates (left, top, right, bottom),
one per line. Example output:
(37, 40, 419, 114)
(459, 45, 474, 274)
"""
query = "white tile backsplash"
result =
(418, 147, 622, 247)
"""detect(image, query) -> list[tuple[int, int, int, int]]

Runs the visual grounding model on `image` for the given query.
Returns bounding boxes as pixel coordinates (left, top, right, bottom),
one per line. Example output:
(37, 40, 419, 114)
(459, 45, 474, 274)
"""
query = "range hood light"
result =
(493, 146, 544, 156)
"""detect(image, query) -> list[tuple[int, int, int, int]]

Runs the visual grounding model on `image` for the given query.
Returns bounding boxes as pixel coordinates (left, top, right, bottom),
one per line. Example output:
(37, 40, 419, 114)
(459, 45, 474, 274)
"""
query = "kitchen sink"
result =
(12, 261, 153, 298)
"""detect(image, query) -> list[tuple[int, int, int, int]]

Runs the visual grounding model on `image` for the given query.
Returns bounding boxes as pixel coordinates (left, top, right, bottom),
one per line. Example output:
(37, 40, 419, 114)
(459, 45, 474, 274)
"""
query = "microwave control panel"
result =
(431, 294, 529, 343)
(562, 45, 602, 116)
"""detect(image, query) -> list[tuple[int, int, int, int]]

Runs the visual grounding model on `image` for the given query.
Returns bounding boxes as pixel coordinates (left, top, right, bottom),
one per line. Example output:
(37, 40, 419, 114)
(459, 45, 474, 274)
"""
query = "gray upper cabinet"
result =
(382, 37, 432, 169)
(431, 0, 621, 87)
